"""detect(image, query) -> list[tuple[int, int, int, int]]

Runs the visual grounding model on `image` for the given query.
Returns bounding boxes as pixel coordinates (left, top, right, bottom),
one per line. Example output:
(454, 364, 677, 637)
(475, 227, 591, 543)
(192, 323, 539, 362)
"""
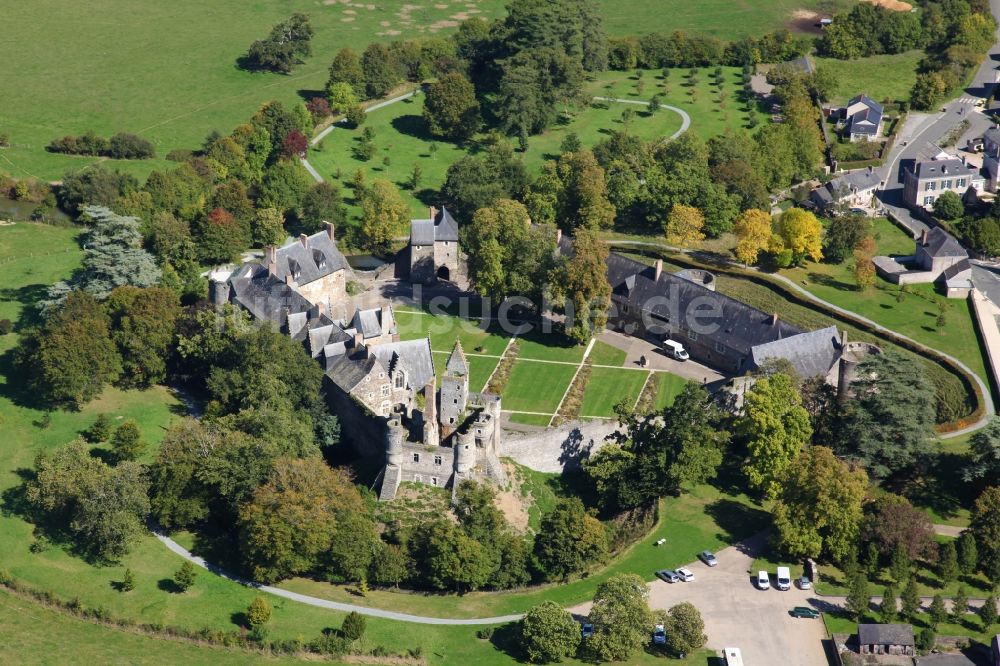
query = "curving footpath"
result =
(591, 96, 691, 139)
(608, 239, 995, 437)
(153, 529, 524, 625)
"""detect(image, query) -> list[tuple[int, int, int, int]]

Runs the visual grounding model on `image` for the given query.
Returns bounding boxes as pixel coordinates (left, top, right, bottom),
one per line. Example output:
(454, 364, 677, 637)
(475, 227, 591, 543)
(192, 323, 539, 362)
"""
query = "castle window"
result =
(412, 453, 420, 463)
(379, 400, 390, 415)
(715, 341, 725, 353)
(395, 373, 404, 389)
(475, 437, 484, 448)
(434, 455, 442, 465)
(381, 385, 390, 397)
(415, 245, 422, 250)
(431, 477, 439, 486)
(453, 398, 458, 404)
(414, 474, 422, 483)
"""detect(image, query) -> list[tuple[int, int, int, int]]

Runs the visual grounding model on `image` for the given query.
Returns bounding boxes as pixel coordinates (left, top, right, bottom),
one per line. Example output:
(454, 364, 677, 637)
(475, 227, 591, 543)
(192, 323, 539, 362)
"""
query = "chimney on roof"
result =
(354, 330, 364, 349)
(841, 329, 848, 348)
(424, 376, 437, 422)
(266, 245, 277, 263)
(429, 206, 438, 221)
(654, 258, 663, 281)
(325, 221, 335, 241)
(943, 165, 949, 174)
(921, 228, 929, 246)
(380, 304, 392, 332)
(770, 312, 779, 326)
(285, 273, 295, 286)
(299, 233, 309, 248)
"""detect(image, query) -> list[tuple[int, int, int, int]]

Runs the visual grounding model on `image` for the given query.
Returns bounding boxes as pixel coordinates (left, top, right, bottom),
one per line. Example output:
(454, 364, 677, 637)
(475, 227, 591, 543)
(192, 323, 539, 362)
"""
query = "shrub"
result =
(46, 131, 153, 159)
(108, 133, 155, 159)
(0, 319, 12, 335)
(246, 596, 272, 629)
(345, 105, 366, 128)
(342, 611, 366, 641)
(85, 413, 113, 443)
(173, 562, 197, 591)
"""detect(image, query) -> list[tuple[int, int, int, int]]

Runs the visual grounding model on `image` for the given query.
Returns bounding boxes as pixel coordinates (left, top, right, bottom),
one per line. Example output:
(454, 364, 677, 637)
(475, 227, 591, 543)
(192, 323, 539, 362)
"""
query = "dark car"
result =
(581, 623, 594, 638)
(790, 606, 820, 619)
(656, 569, 681, 583)
(698, 550, 718, 567)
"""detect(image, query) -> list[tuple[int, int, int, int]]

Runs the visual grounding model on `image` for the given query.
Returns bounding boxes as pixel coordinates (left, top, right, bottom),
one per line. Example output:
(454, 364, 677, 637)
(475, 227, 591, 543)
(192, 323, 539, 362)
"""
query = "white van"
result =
(756, 570, 770, 590)
(723, 647, 744, 666)
(663, 339, 689, 361)
(776, 566, 791, 591)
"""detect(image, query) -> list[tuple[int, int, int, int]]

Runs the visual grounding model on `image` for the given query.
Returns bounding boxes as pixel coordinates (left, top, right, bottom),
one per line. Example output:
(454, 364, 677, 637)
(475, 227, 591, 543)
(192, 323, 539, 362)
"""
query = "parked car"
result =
(790, 606, 820, 619)
(656, 569, 681, 583)
(797, 576, 812, 590)
(675, 567, 694, 582)
(698, 550, 718, 567)
(776, 566, 791, 591)
(652, 623, 666, 645)
(581, 623, 594, 638)
(756, 570, 770, 590)
(662, 339, 689, 361)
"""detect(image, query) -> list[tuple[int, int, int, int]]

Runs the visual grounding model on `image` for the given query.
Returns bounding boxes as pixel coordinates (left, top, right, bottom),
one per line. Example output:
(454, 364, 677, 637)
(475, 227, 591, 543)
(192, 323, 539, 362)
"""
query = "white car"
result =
(675, 567, 694, 582)
(756, 570, 770, 590)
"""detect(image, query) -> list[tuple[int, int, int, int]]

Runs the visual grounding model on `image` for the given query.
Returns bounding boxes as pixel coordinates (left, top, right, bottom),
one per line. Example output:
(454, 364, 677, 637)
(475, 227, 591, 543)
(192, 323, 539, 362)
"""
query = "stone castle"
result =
(211, 210, 505, 502)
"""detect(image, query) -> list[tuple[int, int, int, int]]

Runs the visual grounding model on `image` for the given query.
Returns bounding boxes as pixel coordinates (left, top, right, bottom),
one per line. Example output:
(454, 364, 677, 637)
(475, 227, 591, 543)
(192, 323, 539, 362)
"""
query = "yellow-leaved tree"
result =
(733, 208, 773, 265)
(664, 204, 705, 247)
(773, 208, 823, 265)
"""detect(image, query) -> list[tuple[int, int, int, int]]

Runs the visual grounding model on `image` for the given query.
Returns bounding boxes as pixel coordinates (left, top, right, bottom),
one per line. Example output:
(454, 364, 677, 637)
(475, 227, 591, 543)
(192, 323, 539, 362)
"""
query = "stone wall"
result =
(500, 419, 620, 473)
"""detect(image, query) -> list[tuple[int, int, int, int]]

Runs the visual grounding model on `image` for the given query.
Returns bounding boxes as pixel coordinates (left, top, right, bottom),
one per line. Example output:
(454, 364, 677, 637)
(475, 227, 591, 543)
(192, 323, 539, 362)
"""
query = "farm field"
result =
(0, 0, 835, 183)
(814, 50, 923, 105)
(306, 92, 684, 221)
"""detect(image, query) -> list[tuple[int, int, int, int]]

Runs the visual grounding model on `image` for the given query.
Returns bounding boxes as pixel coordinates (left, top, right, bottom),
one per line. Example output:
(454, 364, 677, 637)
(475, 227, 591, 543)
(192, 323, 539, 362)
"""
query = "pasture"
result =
(1, 0, 846, 182)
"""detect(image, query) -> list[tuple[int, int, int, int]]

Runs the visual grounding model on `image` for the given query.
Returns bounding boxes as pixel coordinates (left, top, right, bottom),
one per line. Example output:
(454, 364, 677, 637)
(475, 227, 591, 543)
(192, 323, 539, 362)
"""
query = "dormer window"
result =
(313, 249, 327, 271)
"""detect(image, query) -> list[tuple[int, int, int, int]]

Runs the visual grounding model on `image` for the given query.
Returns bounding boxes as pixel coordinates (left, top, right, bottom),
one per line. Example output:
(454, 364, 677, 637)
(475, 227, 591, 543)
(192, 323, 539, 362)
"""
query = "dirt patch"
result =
(494, 462, 531, 532)
(864, 0, 913, 10)
(787, 8, 825, 35)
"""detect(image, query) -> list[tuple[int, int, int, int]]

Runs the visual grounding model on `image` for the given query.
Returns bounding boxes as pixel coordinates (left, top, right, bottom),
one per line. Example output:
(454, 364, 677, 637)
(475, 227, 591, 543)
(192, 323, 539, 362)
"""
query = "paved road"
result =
(876, 0, 1000, 234)
(570, 534, 829, 666)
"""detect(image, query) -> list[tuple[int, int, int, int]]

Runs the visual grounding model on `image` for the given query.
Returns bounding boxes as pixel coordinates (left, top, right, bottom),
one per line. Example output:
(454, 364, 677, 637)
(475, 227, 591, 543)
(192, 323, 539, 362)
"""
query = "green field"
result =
(307, 92, 684, 220)
(1, 0, 842, 182)
(589, 66, 770, 141)
(501, 359, 579, 414)
(507, 412, 554, 426)
(814, 50, 923, 105)
(651, 372, 690, 411)
(580, 367, 649, 417)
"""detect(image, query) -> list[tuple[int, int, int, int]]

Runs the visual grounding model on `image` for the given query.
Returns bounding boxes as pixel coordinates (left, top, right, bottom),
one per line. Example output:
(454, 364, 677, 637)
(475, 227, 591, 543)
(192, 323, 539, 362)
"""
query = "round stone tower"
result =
(455, 430, 475, 474)
(386, 416, 404, 467)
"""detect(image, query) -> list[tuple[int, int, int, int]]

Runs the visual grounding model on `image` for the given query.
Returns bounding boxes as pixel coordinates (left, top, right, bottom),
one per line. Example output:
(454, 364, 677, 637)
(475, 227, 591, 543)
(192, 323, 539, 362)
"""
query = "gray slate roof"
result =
(325, 352, 379, 393)
(445, 342, 468, 376)
(858, 623, 914, 647)
(923, 227, 968, 259)
(751, 325, 841, 380)
(369, 339, 435, 389)
(410, 206, 459, 246)
(846, 94, 883, 137)
(557, 237, 803, 355)
(914, 654, 977, 666)
(229, 263, 314, 326)
(271, 230, 349, 285)
(912, 158, 980, 181)
(352, 306, 395, 340)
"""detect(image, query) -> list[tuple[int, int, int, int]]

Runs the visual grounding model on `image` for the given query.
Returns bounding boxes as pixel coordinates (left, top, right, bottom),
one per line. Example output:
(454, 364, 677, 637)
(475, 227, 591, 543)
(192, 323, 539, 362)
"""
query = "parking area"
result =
(572, 534, 829, 665)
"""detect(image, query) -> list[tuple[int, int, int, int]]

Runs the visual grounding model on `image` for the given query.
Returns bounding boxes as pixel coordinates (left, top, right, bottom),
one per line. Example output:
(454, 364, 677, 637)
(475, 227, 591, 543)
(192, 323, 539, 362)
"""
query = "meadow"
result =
(814, 50, 923, 105)
(1, 0, 845, 182)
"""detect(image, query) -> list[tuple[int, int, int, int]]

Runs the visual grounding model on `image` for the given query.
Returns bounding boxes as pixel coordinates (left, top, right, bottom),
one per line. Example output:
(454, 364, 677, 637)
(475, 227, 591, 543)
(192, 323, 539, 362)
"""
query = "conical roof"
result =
(445, 341, 468, 377)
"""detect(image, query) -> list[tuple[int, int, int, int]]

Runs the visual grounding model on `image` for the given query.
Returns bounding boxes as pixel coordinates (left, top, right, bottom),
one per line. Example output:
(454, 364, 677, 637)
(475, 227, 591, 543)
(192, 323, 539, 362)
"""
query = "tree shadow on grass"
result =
(904, 452, 974, 524)
(189, 526, 246, 576)
(296, 88, 326, 103)
(704, 498, 770, 544)
(805, 272, 856, 292)
(390, 114, 435, 141)
(157, 578, 183, 593)
(488, 622, 526, 662)
(0, 284, 52, 330)
(230, 611, 248, 629)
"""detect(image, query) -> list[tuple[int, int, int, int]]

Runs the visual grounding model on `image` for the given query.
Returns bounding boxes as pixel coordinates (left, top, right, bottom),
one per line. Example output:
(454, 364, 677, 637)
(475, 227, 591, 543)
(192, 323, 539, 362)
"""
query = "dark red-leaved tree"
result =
(282, 129, 309, 158)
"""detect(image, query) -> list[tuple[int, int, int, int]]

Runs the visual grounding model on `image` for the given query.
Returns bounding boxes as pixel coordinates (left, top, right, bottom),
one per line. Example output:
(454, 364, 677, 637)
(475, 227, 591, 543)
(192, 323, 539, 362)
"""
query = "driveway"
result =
(570, 534, 829, 666)
(597, 329, 725, 385)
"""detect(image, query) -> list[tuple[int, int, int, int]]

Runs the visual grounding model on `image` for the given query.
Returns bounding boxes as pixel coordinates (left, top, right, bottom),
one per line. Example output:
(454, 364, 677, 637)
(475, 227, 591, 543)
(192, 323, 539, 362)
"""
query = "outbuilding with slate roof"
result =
(858, 623, 915, 656)
(408, 206, 461, 284)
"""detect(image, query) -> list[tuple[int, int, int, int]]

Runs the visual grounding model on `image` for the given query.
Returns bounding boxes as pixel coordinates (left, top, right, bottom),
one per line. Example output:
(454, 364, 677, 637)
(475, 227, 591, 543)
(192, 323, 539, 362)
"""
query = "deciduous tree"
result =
(423, 72, 481, 142)
(587, 574, 652, 662)
(360, 179, 408, 255)
(664, 204, 705, 247)
(520, 601, 581, 663)
(733, 209, 772, 265)
(772, 208, 823, 265)
(971, 487, 1000, 581)
(534, 497, 608, 581)
(663, 602, 707, 656)
(740, 373, 812, 498)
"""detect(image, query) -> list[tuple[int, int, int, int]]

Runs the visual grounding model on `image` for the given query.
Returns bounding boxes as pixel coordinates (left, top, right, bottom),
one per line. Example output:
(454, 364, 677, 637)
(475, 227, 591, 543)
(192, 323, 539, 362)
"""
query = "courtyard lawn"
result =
(306, 91, 685, 222)
(652, 372, 691, 411)
(501, 359, 579, 414)
(579, 367, 649, 418)
(394, 309, 510, 356)
(588, 67, 770, 141)
(814, 50, 923, 105)
(431, 350, 499, 393)
(588, 339, 628, 367)
(516, 327, 589, 363)
(506, 412, 554, 426)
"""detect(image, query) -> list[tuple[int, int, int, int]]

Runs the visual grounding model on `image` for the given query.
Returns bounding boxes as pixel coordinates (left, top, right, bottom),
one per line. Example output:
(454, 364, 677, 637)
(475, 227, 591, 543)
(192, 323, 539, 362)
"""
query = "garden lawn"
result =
(507, 412, 553, 426)
(588, 67, 770, 141)
(307, 91, 685, 223)
(589, 340, 627, 367)
(579, 367, 648, 417)
(651, 372, 690, 411)
(278, 483, 770, 617)
(501, 360, 579, 414)
(517, 327, 588, 363)
(432, 350, 499, 393)
(394, 309, 510, 356)
(814, 50, 923, 105)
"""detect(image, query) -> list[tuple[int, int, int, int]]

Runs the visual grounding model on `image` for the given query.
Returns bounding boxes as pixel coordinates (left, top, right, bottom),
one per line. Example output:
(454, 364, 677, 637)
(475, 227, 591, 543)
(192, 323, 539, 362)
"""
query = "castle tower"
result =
(386, 416, 404, 467)
(439, 342, 469, 439)
(455, 429, 475, 474)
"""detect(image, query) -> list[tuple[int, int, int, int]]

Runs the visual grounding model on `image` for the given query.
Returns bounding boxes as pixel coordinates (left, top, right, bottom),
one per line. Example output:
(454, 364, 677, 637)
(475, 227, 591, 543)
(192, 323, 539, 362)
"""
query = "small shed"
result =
(858, 623, 915, 656)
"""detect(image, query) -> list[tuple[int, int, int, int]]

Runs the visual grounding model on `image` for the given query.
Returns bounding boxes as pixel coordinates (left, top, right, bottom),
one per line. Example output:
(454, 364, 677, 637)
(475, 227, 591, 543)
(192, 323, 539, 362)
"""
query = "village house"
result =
(903, 156, 984, 210)
(873, 226, 972, 297)
(836, 94, 884, 142)
(408, 206, 460, 284)
(809, 167, 881, 215)
(858, 623, 915, 657)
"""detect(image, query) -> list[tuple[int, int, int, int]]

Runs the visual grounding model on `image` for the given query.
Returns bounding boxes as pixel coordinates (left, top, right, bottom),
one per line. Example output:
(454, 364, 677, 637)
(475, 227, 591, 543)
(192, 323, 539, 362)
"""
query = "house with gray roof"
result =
(873, 227, 972, 297)
(809, 167, 881, 214)
(409, 206, 461, 284)
(858, 623, 915, 656)
(838, 94, 884, 142)
(903, 155, 984, 210)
